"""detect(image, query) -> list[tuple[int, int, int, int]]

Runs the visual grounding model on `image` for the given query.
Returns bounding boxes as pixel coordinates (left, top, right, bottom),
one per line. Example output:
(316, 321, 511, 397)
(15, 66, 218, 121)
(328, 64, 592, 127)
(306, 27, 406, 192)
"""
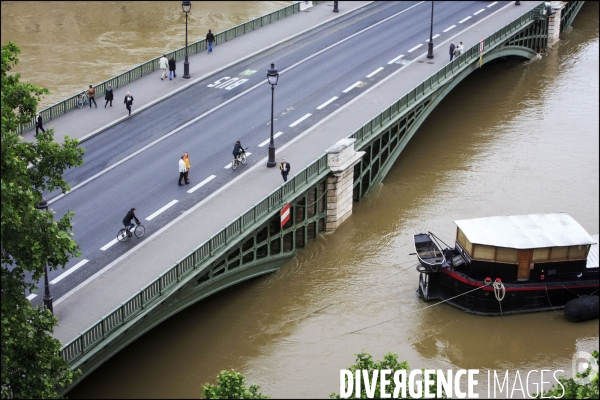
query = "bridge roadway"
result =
(20, 1, 541, 344)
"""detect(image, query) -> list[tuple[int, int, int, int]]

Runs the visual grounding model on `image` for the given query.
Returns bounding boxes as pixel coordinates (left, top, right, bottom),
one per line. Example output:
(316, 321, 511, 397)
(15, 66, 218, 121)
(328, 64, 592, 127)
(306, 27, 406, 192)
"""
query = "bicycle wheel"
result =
(77, 96, 84, 109)
(134, 224, 145, 238)
(240, 153, 247, 165)
(117, 228, 129, 242)
(232, 159, 238, 170)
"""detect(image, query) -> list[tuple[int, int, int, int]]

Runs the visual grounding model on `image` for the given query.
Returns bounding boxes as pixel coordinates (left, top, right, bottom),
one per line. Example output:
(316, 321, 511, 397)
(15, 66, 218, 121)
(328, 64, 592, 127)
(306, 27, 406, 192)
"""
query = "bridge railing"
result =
(59, 2, 545, 366)
(18, 2, 302, 135)
(60, 152, 329, 365)
(350, 2, 544, 148)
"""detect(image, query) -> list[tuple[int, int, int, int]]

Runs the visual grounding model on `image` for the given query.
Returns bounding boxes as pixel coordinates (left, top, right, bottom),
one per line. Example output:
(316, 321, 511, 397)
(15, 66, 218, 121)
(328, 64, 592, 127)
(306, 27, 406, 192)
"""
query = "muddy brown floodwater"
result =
(4, 1, 598, 398)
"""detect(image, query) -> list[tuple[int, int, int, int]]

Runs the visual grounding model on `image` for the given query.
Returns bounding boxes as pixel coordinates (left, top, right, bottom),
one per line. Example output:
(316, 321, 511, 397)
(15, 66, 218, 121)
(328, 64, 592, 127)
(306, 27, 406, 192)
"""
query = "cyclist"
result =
(122, 208, 140, 237)
(232, 140, 245, 161)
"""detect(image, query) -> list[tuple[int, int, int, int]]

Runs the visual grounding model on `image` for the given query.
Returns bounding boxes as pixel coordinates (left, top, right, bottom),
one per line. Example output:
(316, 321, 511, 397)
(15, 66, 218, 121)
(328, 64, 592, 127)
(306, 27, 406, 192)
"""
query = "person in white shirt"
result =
(178, 156, 187, 186)
(159, 54, 168, 80)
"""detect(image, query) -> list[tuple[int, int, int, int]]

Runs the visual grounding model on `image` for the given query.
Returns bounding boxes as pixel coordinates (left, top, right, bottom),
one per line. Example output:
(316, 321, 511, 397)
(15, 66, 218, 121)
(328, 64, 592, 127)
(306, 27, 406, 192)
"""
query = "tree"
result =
(331, 350, 447, 399)
(539, 350, 599, 399)
(202, 370, 269, 399)
(1, 41, 84, 398)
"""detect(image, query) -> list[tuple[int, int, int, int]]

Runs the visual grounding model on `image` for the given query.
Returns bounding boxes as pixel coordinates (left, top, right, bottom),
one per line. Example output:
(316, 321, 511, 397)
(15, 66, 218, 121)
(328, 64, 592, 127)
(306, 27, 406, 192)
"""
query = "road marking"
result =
(259, 132, 283, 147)
(443, 25, 456, 32)
(387, 54, 405, 64)
(289, 113, 312, 127)
(224, 152, 252, 169)
(487, 1, 497, 7)
(50, 259, 89, 285)
(408, 43, 423, 53)
(342, 82, 362, 93)
(366, 67, 384, 78)
(146, 200, 178, 221)
(426, 34, 440, 42)
(101, 238, 119, 251)
(474, 8, 485, 15)
(187, 175, 217, 193)
(48, 2, 428, 206)
(317, 97, 338, 110)
(459, 16, 472, 23)
(27, 293, 37, 301)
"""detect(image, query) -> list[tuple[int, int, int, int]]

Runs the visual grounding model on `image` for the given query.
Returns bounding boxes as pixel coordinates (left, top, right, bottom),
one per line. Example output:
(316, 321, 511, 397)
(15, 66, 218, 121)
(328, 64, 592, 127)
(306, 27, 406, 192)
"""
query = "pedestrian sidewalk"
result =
(23, 1, 372, 145)
(52, 1, 540, 345)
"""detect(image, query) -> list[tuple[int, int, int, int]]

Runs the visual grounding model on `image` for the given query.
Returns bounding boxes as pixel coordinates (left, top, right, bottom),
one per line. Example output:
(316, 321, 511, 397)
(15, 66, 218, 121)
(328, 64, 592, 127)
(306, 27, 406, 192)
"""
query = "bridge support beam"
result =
(325, 138, 365, 232)
(547, 1, 566, 47)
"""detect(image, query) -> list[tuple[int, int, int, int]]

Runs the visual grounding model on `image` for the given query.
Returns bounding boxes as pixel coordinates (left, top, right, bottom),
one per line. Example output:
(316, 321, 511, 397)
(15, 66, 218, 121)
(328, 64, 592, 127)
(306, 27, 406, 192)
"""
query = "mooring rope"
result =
(346, 280, 492, 335)
(545, 286, 564, 315)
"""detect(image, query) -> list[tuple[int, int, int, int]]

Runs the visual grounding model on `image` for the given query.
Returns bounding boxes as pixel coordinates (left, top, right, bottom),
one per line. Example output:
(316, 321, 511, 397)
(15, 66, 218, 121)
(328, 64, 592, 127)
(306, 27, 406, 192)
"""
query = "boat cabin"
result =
(453, 213, 596, 282)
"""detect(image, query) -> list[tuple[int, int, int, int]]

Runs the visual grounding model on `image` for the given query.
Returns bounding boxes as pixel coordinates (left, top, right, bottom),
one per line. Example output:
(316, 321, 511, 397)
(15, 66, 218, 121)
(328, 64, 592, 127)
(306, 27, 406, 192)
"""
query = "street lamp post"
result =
(427, 1, 434, 59)
(266, 63, 279, 168)
(182, 1, 191, 79)
(34, 197, 53, 314)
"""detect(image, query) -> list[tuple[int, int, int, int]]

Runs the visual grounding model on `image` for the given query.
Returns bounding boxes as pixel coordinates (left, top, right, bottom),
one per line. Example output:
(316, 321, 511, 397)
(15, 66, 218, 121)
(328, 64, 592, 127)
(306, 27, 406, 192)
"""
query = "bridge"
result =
(20, 0, 584, 392)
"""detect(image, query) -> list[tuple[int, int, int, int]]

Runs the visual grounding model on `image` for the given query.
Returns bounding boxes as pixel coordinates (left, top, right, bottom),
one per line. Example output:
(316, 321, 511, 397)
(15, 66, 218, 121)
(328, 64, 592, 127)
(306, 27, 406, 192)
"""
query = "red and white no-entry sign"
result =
(280, 203, 291, 227)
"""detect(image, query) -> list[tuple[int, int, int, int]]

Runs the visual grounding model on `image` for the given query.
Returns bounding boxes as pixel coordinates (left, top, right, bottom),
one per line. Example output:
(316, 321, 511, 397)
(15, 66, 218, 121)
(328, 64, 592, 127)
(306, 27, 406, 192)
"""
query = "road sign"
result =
(479, 40, 485, 53)
(280, 203, 291, 227)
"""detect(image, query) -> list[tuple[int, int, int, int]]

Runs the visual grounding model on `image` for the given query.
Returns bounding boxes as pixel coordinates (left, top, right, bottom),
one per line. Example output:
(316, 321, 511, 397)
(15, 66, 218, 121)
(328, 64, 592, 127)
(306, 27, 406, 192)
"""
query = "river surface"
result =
(5, 1, 599, 398)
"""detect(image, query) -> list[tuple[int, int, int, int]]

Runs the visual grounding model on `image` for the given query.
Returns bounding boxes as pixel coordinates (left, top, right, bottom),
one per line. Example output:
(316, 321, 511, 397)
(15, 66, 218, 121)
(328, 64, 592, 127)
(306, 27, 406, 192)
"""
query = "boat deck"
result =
(587, 234, 599, 269)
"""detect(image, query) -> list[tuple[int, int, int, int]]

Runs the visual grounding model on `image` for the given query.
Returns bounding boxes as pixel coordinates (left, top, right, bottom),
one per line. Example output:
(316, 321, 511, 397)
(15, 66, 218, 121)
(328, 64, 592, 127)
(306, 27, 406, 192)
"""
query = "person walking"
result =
(206, 29, 215, 53)
(104, 84, 114, 107)
(178, 156, 187, 186)
(159, 54, 168, 80)
(124, 92, 134, 116)
(169, 56, 177, 80)
(449, 42, 455, 61)
(87, 85, 97, 108)
(279, 158, 291, 182)
(183, 152, 191, 184)
(35, 112, 45, 136)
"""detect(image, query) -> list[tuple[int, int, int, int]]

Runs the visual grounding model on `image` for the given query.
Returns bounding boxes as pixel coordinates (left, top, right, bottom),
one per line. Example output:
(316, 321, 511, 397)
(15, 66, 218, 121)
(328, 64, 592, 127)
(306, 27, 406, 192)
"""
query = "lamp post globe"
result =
(34, 197, 53, 314)
(182, 1, 192, 79)
(267, 62, 279, 168)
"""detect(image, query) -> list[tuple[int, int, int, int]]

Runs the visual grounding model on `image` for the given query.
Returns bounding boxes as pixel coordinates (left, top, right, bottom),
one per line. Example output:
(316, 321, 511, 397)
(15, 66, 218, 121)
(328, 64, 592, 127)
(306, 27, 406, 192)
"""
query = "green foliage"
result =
(1, 41, 84, 398)
(539, 350, 599, 399)
(331, 350, 447, 399)
(202, 370, 269, 399)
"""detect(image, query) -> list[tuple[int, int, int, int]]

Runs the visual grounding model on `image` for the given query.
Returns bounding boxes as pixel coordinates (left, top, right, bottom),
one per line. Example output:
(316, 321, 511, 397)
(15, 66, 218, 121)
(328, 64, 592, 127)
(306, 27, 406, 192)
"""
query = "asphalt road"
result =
(28, 1, 509, 306)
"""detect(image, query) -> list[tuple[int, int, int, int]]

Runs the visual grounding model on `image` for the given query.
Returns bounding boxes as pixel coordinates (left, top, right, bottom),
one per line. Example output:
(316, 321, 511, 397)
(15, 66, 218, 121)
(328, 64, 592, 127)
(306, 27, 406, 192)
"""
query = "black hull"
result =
(419, 270, 599, 316)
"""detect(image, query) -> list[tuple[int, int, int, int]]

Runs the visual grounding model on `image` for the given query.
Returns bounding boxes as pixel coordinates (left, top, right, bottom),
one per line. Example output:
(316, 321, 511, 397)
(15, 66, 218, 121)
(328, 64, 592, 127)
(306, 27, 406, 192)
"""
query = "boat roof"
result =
(454, 213, 597, 249)
(588, 234, 599, 269)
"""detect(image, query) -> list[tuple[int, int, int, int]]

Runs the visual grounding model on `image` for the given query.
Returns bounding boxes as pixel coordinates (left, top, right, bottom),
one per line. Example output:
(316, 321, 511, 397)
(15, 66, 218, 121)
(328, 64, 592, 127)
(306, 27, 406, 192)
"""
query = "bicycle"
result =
(231, 147, 248, 170)
(77, 91, 89, 109)
(117, 222, 145, 242)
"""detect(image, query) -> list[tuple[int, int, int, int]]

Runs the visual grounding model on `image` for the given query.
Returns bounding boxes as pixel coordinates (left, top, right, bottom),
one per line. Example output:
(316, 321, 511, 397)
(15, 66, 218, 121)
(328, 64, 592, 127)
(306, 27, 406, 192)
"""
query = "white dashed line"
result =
(259, 132, 283, 147)
(387, 54, 405, 64)
(474, 8, 485, 15)
(146, 200, 178, 221)
(408, 43, 423, 53)
(342, 82, 362, 93)
(459, 16, 472, 23)
(224, 152, 252, 169)
(50, 259, 89, 285)
(101, 238, 119, 251)
(366, 67, 384, 78)
(316, 97, 339, 110)
(487, 2, 498, 7)
(289, 113, 312, 127)
(426, 34, 440, 42)
(443, 25, 456, 32)
(27, 293, 37, 301)
(187, 175, 217, 193)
